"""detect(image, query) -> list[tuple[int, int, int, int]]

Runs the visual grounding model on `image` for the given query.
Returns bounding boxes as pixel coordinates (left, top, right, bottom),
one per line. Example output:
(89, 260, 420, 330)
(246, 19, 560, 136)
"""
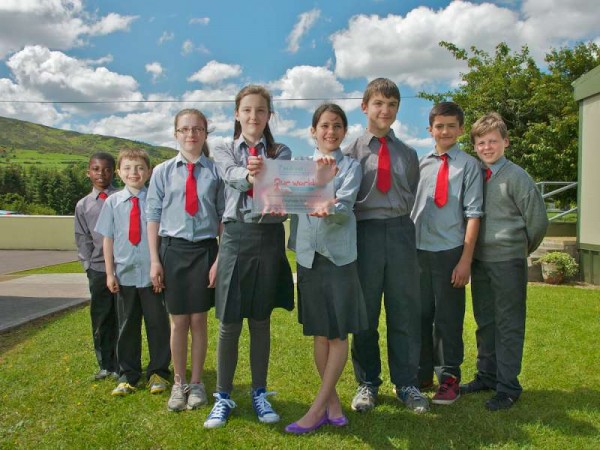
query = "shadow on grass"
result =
(0, 303, 87, 357)
(266, 389, 600, 449)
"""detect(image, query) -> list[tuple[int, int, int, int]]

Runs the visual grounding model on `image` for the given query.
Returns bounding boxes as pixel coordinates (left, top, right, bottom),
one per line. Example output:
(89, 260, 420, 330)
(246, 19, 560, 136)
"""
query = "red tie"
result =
(485, 168, 492, 182)
(129, 196, 141, 245)
(98, 191, 108, 200)
(376, 137, 391, 193)
(185, 162, 199, 216)
(247, 146, 258, 198)
(434, 153, 449, 208)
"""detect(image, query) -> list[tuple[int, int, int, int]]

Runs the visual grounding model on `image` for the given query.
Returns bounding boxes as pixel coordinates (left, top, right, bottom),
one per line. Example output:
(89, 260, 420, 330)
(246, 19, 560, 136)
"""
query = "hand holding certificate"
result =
(252, 159, 336, 215)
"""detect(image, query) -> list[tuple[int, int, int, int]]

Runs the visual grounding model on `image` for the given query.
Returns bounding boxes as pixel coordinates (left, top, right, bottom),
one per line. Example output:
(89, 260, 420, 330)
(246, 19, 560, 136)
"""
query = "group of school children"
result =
(74, 78, 548, 434)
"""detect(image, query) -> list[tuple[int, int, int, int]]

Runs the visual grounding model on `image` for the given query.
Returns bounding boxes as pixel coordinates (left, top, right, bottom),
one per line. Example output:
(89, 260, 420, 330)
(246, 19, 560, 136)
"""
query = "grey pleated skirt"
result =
(215, 221, 294, 323)
(160, 237, 217, 315)
(297, 253, 367, 340)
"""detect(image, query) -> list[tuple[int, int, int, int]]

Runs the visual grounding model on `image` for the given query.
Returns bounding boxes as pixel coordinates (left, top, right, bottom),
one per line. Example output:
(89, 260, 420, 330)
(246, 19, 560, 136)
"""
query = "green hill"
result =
(0, 115, 177, 167)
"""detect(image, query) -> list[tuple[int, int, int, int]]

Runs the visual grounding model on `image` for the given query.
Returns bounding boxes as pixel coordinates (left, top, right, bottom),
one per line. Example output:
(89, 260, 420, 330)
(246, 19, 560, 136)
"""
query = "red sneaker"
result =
(432, 376, 460, 405)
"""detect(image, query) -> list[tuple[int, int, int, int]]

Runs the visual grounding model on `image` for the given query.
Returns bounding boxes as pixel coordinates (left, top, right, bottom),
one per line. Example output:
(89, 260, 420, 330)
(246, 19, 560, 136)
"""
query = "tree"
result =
(419, 41, 600, 200)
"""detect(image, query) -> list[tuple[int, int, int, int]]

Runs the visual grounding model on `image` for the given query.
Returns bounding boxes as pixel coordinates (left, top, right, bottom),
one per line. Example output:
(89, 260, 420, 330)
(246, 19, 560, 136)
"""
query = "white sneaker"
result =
(187, 382, 207, 409)
(167, 383, 188, 412)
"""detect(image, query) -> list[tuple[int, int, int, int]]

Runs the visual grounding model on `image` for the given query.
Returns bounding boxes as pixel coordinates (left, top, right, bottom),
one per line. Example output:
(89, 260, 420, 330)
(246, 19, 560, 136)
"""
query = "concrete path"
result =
(0, 251, 89, 333)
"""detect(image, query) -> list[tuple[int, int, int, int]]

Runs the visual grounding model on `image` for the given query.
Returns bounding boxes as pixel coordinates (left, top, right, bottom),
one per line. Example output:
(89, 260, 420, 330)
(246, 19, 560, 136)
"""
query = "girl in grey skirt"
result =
(285, 104, 367, 434)
(205, 85, 294, 429)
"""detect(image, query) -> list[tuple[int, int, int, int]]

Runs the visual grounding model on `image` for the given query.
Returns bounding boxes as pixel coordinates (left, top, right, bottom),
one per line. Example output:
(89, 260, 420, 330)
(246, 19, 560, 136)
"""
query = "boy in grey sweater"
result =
(461, 112, 548, 411)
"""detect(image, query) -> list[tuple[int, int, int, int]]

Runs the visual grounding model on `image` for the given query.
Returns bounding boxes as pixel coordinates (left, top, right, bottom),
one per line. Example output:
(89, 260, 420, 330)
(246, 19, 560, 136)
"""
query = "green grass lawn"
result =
(1, 278, 598, 448)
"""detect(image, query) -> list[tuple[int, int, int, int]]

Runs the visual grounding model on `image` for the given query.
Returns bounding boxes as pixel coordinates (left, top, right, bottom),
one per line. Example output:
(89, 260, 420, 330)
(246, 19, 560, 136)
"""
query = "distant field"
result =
(0, 149, 89, 167)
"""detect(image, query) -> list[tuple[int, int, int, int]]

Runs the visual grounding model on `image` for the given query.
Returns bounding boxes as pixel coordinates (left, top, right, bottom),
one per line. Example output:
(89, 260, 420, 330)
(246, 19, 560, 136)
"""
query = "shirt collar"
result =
(485, 156, 507, 174)
(361, 128, 396, 146)
(426, 143, 460, 160)
(234, 135, 267, 153)
(175, 152, 209, 168)
(114, 186, 147, 205)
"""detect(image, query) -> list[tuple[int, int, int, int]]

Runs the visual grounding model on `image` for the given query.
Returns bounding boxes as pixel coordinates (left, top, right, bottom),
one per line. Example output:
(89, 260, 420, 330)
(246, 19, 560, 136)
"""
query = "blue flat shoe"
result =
(284, 415, 328, 434)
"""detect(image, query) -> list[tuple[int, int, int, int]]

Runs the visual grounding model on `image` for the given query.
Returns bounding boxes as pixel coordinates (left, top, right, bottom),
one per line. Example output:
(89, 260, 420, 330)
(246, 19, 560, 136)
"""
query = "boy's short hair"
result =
(90, 152, 116, 169)
(429, 101, 465, 127)
(362, 78, 400, 104)
(470, 112, 509, 144)
(117, 148, 151, 169)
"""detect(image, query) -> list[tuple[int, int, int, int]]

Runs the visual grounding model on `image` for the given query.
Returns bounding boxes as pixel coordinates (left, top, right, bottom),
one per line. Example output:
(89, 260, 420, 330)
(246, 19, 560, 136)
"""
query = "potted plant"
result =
(536, 251, 579, 284)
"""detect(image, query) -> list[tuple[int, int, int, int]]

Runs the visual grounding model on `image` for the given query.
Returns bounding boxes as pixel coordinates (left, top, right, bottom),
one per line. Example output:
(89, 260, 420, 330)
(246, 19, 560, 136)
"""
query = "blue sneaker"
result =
(203, 393, 236, 429)
(251, 388, 280, 423)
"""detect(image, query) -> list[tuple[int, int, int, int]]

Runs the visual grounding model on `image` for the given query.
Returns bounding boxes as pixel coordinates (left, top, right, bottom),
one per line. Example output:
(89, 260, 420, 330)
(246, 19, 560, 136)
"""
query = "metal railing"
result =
(536, 181, 577, 222)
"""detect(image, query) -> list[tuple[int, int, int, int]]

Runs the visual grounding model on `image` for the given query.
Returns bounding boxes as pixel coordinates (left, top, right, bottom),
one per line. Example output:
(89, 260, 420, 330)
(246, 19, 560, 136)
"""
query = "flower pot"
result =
(541, 262, 564, 284)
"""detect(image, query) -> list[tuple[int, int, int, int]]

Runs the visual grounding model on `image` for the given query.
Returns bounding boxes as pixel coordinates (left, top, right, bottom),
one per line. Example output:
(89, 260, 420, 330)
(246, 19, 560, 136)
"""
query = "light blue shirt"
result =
(290, 148, 362, 268)
(95, 186, 152, 288)
(411, 144, 484, 251)
(146, 152, 224, 241)
(213, 136, 292, 223)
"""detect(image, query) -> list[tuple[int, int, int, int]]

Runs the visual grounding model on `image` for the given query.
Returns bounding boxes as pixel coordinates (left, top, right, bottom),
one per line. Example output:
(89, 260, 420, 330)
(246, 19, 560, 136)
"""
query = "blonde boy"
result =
(95, 149, 171, 396)
(461, 113, 548, 410)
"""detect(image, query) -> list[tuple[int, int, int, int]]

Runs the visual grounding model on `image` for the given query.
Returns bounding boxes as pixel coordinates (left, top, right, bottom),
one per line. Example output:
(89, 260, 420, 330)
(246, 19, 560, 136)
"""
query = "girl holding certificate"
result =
(285, 103, 367, 434)
(206, 85, 294, 429)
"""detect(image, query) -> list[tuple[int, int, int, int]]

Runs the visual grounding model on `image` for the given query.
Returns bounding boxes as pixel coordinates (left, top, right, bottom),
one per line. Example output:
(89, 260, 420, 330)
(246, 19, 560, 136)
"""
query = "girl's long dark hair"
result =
(233, 85, 279, 158)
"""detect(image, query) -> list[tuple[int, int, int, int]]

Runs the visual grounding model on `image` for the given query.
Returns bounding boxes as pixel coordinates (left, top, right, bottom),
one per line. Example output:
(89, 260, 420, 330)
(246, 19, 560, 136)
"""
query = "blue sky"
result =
(0, 0, 599, 157)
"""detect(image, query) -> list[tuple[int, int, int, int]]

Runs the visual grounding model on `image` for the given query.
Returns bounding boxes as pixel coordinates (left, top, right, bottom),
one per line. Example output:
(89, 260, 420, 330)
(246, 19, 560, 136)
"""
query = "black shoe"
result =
(485, 392, 517, 411)
(460, 378, 493, 395)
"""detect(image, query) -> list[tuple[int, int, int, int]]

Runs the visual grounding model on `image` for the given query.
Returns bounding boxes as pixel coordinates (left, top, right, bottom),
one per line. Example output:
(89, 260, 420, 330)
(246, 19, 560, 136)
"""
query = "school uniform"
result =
(75, 185, 119, 373)
(344, 129, 421, 389)
(410, 144, 483, 383)
(146, 153, 225, 315)
(212, 136, 294, 393)
(95, 186, 171, 385)
(213, 136, 294, 323)
(290, 148, 367, 340)
(470, 156, 548, 398)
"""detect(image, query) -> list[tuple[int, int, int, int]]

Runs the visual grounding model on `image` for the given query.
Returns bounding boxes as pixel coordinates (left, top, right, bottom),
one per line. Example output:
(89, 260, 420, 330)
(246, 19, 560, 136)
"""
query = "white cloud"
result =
(0, 77, 65, 126)
(6, 45, 143, 114)
(87, 12, 137, 36)
(85, 54, 113, 65)
(190, 17, 210, 25)
(274, 65, 362, 112)
(158, 31, 174, 44)
(331, 0, 600, 87)
(181, 39, 209, 56)
(287, 8, 321, 53)
(188, 60, 242, 84)
(0, 1, 138, 59)
(145, 62, 164, 83)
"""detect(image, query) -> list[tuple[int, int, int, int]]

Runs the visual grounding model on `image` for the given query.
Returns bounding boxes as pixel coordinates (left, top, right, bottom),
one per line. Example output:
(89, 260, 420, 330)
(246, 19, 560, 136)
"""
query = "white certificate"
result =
(252, 160, 335, 215)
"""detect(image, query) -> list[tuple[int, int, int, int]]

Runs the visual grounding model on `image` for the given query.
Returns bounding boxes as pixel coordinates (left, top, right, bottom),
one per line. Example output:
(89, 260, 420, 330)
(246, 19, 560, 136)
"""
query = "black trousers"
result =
(351, 216, 421, 388)
(418, 246, 466, 384)
(116, 286, 171, 385)
(87, 269, 118, 372)
(470, 258, 527, 398)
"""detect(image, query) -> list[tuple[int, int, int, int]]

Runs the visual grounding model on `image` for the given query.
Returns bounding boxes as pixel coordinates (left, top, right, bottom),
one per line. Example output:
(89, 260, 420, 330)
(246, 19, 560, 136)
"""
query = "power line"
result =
(0, 95, 425, 105)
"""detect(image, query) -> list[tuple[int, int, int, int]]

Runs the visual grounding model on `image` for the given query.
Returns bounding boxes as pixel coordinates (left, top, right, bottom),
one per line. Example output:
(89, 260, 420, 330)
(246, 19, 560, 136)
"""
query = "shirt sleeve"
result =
(213, 143, 252, 191)
(94, 198, 115, 239)
(74, 200, 93, 271)
(518, 185, 549, 254)
(326, 160, 362, 225)
(146, 164, 164, 223)
(463, 158, 485, 218)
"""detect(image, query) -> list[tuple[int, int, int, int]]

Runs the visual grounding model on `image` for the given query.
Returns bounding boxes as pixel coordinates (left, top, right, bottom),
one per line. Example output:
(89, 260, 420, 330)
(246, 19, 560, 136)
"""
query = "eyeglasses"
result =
(176, 127, 206, 135)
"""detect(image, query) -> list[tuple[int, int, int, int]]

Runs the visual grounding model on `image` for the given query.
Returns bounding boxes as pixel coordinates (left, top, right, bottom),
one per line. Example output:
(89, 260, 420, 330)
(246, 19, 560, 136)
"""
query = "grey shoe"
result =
(167, 383, 189, 412)
(351, 384, 378, 412)
(187, 383, 208, 410)
(94, 369, 111, 380)
(397, 385, 430, 414)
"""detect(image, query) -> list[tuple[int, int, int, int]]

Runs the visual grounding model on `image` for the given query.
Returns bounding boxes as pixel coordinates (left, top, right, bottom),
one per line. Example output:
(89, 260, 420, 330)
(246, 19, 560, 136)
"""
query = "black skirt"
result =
(216, 221, 294, 323)
(160, 237, 217, 315)
(297, 254, 367, 339)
